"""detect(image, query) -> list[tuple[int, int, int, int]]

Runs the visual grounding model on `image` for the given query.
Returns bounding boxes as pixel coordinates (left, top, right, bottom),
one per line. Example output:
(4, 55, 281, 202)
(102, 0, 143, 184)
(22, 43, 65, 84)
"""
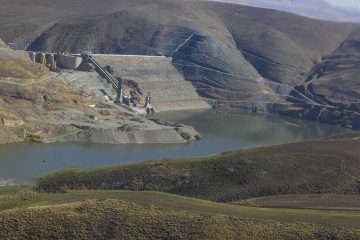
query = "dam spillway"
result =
(92, 55, 211, 112)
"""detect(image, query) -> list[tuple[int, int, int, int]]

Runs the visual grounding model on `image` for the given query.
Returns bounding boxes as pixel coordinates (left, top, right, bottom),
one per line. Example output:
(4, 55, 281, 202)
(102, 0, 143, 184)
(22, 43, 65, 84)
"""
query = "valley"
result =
(0, 0, 359, 239)
(1, 132, 360, 239)
(1, 0, 359, 129)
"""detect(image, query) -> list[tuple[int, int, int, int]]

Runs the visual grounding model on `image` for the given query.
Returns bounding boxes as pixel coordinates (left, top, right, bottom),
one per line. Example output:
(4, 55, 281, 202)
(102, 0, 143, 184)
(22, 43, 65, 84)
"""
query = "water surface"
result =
(0, 110, 349, 184)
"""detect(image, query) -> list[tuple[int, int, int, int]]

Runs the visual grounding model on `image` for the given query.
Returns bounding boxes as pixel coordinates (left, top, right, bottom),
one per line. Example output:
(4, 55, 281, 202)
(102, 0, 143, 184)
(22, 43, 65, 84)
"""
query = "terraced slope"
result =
(93, 55, 210, 111)
(58, 70, 115, 98)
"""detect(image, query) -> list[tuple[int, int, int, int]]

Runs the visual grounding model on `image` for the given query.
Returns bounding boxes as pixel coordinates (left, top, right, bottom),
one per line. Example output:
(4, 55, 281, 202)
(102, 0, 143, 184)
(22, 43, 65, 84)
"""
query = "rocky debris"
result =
(0, 71, 201, 144)
(123, 78, 143, 96)
(176, 125, 201, 141)
(76, 62, 95, 72)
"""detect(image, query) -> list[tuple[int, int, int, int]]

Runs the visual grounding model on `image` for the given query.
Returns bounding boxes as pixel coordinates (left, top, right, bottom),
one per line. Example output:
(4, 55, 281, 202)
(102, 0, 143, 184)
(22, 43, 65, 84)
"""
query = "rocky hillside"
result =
(0, 0, 359, 128)
(0, 44, 199, 144)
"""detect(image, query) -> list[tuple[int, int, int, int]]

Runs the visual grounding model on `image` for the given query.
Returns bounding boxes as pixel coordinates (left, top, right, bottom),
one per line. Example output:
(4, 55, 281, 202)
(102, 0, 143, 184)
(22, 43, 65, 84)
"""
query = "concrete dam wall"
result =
(28, 52, 82, 70)
(56, 54, 82, 69)
(92, 55, 211, 111)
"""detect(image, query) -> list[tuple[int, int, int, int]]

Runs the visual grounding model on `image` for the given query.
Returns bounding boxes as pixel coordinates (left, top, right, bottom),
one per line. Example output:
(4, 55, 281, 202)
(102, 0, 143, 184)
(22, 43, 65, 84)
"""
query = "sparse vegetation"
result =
(0, 0, 359, 128)
(0, 60, 46, 79)
(234, 194, 360, 211)
(37, 135, 360, 202)
(0, 0, 360, 238)
(1, 190, 360, 239)
(2, 134, 360, 239)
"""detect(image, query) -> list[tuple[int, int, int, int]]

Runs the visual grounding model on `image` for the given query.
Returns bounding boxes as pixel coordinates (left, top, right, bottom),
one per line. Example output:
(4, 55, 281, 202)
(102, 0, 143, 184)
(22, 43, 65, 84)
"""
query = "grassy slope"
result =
(37, 134, 360, 202)
(0, 47, 47, 80)
(2, 135, 360, 238)
(0, 189, 360, 239)
(2, 189, 360, 228)
(234, 194, 360, 211)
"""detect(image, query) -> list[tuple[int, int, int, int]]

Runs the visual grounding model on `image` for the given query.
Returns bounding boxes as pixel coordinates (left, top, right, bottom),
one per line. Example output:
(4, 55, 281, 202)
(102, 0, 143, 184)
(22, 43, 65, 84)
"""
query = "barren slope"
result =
(0, 46, 200, 144)
(0, 0, 359, 128)
(305, 28, 360, 112)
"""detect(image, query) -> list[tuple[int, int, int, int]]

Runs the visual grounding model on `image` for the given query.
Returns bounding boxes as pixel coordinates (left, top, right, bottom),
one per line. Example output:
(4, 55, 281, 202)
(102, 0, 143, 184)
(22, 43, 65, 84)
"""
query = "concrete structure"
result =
(55, 54, 82, 69)
(115, 78, 123, 104)
(46, 53, 56, 68)
(58, 70, 115, 98)
(145, 93, 155, 114)
(39, 53, 46, 65)
(86, 55, 119, 90)
(92, 55, 211, 112)
(28, 52, 36, 62)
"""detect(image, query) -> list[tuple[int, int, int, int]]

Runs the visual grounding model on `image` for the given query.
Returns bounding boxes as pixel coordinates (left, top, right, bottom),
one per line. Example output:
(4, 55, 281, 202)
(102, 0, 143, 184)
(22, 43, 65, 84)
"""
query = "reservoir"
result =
(0, 110, 349, 185)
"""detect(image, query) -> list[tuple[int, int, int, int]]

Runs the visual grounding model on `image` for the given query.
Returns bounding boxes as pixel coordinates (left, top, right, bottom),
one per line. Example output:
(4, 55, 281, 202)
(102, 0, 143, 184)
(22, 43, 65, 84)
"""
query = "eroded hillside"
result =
(0, 0, 359, 128)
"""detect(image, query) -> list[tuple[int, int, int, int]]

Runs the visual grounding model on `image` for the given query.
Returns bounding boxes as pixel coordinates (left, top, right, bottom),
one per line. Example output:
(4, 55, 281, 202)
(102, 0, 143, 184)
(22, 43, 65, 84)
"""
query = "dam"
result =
(0, 52, 352, 184)
(27, 51, 211, 113)
(92, 54, 211, 111)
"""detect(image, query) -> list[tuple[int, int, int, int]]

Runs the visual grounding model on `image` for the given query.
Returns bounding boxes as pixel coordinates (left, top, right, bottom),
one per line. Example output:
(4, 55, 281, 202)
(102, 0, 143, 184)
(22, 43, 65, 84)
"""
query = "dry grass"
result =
(36, 135, 360, 202)
(1, 198, 360, 239)
(0, 109, 21, 121)
(2, 189, 360, 228)
(235, 194, 360, 211)
(0, 60, 47, 79)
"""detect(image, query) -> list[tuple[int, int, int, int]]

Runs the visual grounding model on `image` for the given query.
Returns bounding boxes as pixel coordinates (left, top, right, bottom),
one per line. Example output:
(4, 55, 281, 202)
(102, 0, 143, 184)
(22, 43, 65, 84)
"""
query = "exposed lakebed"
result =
(0, 110, 350, 184)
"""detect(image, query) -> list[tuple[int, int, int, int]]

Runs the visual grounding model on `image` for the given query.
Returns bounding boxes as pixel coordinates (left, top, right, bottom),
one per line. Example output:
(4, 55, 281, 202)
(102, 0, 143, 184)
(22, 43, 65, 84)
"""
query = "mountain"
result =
(0, 0, 359, 128)
(208, 0, 360, 22)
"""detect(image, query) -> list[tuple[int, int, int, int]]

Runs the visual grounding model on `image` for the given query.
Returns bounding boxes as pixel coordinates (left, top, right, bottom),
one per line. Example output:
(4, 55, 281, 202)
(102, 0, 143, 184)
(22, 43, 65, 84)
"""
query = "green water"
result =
(0, 110, 349, 184)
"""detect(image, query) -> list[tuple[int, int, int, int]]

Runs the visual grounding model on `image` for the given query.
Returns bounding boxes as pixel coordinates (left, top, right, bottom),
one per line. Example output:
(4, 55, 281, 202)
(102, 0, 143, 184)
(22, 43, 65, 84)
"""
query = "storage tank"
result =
(55, 54, 82, 69)
(28, 52, 36, 62)
(39, 53, 46, 65)
(35, 53, 42, 63)
(46, 53, 55, 67)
